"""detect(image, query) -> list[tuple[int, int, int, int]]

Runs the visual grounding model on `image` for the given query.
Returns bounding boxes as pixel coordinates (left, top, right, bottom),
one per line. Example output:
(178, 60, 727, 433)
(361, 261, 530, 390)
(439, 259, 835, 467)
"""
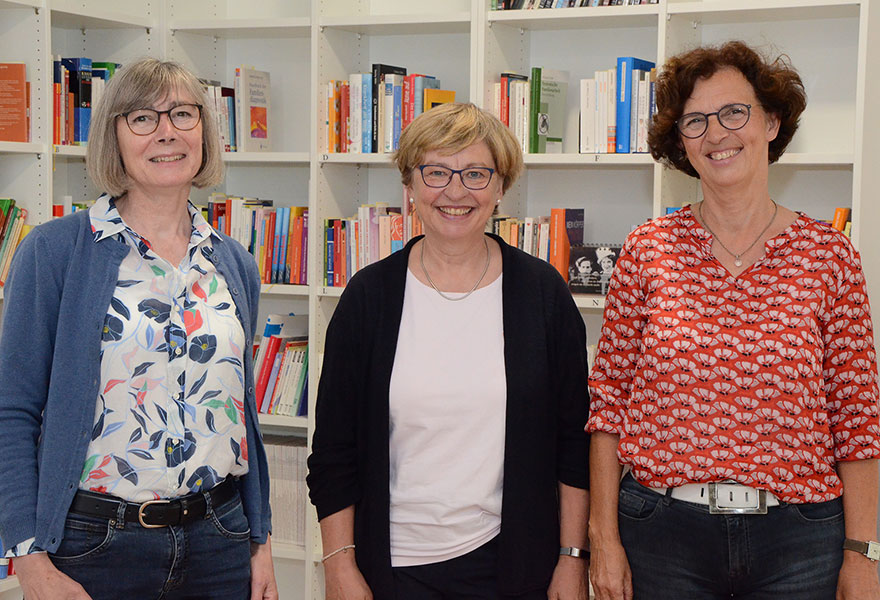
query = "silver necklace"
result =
(420, 237, 490, 301)
(698, 200, 778, 268)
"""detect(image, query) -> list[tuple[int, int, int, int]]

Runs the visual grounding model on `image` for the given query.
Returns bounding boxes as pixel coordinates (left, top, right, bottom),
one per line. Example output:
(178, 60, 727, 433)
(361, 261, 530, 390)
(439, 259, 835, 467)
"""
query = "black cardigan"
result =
(307, 234, 589, 598)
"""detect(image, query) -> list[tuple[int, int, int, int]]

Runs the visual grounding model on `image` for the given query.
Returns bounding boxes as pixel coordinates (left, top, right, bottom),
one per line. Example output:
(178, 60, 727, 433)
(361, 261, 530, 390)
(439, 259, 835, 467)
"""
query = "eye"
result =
(682, 113, 706, 128)
(173, 107, 195, 119)
(463, 169, 488, 180)
(426, 167, 450, 177)
(130, 111, 157, 123)
(723, 105, 747, 117)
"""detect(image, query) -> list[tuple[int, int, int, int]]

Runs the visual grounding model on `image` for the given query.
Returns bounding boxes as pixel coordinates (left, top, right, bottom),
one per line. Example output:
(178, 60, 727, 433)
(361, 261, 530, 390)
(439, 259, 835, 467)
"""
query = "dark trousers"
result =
(392, 536, 548, 600)
(49, 492, 252, 600)
(619, 473, 844, 600)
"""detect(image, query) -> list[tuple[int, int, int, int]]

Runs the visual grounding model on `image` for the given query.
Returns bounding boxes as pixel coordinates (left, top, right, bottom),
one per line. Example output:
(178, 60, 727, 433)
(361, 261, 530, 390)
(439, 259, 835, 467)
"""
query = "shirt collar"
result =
(89, 194, 221, 245)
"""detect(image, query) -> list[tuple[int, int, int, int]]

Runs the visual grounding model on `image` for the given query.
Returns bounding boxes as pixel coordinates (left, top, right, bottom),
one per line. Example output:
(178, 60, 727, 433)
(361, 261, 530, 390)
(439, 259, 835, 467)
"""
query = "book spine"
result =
(616, 57, 632, 153)
(529, 66, 542, 154)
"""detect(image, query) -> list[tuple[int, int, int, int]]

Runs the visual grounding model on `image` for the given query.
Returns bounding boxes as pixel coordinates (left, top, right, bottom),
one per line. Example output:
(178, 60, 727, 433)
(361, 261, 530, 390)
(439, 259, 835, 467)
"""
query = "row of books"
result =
(200, 66, 271, 153)
(492, 208, 622, 295)
(323, 200, 425, 287)
(492, 68, 569, 153)
(494, 0, 657, 7)
(263, 435, 308, 546)
(203, 194, 308, 285)
(253, 314, 309, 417)
(52, 57, 120, 146)
(0, 62, 30, 143)
(580, 57, 656, 154)
(327, 64, 456, 154)
(0, 199, 30, 287)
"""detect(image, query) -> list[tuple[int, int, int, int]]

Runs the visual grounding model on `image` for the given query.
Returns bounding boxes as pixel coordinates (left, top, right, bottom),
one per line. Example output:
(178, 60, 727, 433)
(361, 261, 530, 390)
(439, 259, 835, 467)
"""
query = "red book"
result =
(333, 219, 343, 287)
(340, 82, 350, 153)
(0, 63, 28, 142)
(254, 335, 282, 412)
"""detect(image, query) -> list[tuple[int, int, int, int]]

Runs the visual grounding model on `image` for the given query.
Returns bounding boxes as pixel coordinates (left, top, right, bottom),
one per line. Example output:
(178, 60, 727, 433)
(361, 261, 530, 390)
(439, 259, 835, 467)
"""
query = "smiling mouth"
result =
(150, 154, 186, 163)
(709, 149, 740, 161)
(438, 206, 474, 216)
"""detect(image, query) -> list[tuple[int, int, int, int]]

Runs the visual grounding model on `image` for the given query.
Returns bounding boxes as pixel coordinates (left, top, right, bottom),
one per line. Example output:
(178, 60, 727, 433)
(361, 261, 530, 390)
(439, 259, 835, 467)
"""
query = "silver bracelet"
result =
(321, 544, 356, 563)
(559, 546, 589, 559)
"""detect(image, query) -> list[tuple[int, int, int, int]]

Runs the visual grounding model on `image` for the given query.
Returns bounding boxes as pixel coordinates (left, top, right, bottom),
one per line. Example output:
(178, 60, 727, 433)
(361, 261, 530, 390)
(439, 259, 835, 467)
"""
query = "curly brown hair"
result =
(648, 41, 807, 179)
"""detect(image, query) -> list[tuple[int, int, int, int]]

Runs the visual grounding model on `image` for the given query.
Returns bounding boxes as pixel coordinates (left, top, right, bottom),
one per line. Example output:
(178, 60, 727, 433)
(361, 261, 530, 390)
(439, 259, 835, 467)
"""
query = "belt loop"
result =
(202, 488, 213, 520)
(115, 500, 127, 530)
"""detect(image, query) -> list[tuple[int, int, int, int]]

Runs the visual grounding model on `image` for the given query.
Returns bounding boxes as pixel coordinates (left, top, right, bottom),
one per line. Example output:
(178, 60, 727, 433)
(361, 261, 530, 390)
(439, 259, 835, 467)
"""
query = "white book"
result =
(521, 79, 530, 153)
(538, 221, 550, 261)
(523, 217, 535, 256)
(636, 70, 650, 153)
(493, 82, 502, 120)
(607, 68, 616, 154)
(348, 74, 362, 153)
(580, 78, 596, 154)
(596, 70, 606, 154)
(238, 66, 270, 152)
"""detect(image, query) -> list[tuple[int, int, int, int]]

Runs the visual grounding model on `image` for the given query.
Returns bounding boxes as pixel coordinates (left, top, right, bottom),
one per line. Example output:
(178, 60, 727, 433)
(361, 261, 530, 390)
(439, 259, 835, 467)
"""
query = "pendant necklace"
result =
(420, 237, 490, 301)
(698, 200, 778, 268)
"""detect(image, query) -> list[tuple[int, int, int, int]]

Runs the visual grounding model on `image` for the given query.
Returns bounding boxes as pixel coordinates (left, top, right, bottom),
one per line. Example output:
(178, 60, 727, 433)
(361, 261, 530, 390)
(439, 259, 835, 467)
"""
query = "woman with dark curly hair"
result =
(588, 40, 880, 600)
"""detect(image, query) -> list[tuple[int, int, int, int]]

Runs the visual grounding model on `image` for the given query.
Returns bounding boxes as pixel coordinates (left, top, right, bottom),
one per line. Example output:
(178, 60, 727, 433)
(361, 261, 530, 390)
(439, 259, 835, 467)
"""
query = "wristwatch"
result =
(559, 546, 589, 559)
(843, 538, 880, 562)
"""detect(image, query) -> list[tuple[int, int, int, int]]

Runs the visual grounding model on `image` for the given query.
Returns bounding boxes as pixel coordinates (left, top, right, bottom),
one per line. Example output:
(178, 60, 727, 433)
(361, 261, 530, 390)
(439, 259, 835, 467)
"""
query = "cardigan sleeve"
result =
(307, 276, 367, 521)
(550, 273, 591, 489)
(0, 228, 65, 551)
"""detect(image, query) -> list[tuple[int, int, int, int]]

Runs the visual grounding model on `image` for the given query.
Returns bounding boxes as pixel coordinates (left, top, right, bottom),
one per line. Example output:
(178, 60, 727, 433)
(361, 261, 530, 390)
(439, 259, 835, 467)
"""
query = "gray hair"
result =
(86, 57, 224, 197)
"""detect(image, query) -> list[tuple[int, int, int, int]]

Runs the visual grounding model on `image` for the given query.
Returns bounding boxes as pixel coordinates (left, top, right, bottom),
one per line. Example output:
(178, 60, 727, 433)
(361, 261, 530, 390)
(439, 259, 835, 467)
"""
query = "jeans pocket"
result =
(618, 486, 663, 521)
(50, 514, 115, 563)
(792, 498, 844, 524)
(209, 497, 251, 541)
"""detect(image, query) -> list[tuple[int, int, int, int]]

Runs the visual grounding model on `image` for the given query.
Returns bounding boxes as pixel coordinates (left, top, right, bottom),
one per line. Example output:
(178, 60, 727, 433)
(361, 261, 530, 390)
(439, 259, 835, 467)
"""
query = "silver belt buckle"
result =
(138, 499, 172, 528)
(708, 481, 767, 515)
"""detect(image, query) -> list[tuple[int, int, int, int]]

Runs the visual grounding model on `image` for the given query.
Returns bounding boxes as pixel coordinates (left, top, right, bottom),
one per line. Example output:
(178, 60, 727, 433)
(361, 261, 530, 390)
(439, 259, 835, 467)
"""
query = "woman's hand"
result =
(547, 555, 589, 599)
(250, 537, 279, 600)
(836, 553, 880, 600)
(323, 552, 373, 600)
(589, 540, 632, 600)
(14, 552, 93, 600)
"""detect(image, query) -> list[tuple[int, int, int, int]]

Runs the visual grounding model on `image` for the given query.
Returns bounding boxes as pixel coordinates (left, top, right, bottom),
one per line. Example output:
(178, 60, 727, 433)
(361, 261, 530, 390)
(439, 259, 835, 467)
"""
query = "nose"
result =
(444, 172, 470, 197)
(154, 112, 177, 141)
(704, 113, 728, 142)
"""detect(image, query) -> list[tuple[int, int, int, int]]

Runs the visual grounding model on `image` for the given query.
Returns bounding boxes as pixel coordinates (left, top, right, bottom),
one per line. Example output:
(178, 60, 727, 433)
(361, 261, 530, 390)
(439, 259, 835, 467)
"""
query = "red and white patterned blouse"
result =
(587, 206, 880, 504)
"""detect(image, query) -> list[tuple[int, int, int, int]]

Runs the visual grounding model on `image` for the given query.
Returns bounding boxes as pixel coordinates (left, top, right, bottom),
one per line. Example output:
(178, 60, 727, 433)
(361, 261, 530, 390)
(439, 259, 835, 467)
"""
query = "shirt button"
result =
(175, 347, 183, 356)
(175, 392, 183, 400)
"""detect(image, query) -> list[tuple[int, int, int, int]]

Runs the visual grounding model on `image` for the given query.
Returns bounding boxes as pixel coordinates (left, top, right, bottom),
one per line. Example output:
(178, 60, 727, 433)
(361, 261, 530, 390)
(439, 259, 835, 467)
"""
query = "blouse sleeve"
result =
(587, 233, 647, 436)
(822, 239, 880, 461)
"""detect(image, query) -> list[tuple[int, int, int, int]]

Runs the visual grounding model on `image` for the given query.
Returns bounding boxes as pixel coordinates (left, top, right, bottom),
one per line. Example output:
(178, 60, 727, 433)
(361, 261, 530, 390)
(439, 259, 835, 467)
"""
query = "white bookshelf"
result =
(1, 1, 878, 599)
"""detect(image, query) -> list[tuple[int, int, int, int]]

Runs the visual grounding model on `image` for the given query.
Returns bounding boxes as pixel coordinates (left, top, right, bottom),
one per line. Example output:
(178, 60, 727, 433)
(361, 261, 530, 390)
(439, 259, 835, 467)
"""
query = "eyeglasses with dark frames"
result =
(676, 103, 752, 139)
(118, 104, 203, 136)
(417, 165, 496, 190)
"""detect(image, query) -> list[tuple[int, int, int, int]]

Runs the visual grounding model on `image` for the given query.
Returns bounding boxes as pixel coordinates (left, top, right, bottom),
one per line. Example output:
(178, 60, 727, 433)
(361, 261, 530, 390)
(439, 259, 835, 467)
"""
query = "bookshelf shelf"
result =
(49, 7, 156, 30)
(0, 0, 39, 8)
(169, 18, 311, 38)
(258, 413, 308, 431)
(272, 541, 306, 561)
(318, 286, 344, 298)
(774, 153, 854, 166)
(0, 142, 44, 154)
(319, 153, 394, 166)
(489, 5, 660, 31)
(224, 152, 310, 165)
(53, 145, 87, 157)
(573, 294, 606, 311)
(666, 0, 859, 22)
(524, 153, 655, 167)
(318, 13, 471, 36)
(260, 283, 309, 297)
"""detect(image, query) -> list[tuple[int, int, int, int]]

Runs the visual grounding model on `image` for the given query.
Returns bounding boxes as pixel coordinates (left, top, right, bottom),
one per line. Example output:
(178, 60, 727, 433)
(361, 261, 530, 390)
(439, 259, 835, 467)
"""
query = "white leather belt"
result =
(647, 480, 780, 515)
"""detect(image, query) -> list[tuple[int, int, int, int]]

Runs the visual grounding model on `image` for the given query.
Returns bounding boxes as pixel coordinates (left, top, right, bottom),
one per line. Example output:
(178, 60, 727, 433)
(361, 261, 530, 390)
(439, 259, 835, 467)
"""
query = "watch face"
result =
(867, 542, 880, 562)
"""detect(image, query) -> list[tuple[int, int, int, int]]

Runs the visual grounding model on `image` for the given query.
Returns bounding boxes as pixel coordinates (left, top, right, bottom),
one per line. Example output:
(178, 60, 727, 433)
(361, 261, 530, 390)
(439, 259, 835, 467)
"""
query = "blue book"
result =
(360, 74, 372, 154)
(616, 56, 654, 153)
(271, 207, 283, 283)
(226, 96, 237, 151)
(392, 79, 403, 150)
(325, 220, 334, 286)
(0, 537, 7, 579)
(413, 75, 439, 119)
(61, 57, 92, 144)
(278, 207, 290, 283)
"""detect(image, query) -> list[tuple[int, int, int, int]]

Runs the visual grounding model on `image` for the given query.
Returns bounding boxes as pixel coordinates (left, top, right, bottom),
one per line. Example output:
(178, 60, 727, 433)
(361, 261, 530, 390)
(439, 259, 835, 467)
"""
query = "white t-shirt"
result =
(388, 269, 507, 567)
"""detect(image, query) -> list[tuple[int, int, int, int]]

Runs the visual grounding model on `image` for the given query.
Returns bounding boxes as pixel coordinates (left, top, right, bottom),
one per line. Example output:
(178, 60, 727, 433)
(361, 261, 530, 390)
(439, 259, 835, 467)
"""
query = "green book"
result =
(529, 66, 542, 154)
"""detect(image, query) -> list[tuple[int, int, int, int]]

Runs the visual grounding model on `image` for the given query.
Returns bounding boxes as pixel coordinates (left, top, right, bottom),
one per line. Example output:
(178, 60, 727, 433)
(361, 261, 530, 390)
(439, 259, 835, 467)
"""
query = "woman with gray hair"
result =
(0, 57, 277, 599)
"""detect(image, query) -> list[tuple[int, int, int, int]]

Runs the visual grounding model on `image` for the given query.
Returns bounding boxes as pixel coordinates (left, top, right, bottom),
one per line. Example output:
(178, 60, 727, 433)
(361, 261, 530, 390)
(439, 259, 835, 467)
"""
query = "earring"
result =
(409, 197, 414, 204)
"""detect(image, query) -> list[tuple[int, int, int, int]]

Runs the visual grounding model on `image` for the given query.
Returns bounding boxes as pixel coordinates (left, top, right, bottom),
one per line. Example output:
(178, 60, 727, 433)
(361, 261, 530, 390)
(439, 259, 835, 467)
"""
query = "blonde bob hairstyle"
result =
(87, 57, 223, 197)
(394, 102, 523, 194)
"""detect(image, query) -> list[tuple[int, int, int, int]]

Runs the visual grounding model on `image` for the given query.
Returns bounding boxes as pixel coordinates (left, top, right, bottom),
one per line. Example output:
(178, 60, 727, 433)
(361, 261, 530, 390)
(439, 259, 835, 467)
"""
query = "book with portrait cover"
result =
(568, 243, 622, 295)
(236, 66, 271, 152)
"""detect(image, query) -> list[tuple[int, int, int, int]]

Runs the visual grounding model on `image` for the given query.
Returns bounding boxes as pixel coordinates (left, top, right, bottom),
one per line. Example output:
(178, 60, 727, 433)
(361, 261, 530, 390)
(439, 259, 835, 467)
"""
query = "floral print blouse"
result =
(82, 195, 249, 501)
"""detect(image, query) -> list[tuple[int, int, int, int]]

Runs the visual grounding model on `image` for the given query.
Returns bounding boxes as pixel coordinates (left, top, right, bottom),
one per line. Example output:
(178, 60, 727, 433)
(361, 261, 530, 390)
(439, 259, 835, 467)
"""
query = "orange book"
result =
(290, 215, 303, 284)
(549, 208, 569, 281)
(0, 63, 28, 142)
(327, 80, 340, 152)
(263, 210, 276, 284)
(831, 207, 850, 231)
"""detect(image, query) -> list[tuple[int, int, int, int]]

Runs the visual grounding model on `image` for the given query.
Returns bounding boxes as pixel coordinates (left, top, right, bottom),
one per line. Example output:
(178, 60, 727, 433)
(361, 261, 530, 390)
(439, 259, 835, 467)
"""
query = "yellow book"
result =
(423, 88, 455, 112)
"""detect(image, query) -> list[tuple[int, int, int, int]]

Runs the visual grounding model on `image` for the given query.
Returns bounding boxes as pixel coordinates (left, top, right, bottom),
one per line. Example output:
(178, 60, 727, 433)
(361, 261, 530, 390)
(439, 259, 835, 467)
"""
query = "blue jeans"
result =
(618, 473, 844, 599)
(49, 492, 252, 600)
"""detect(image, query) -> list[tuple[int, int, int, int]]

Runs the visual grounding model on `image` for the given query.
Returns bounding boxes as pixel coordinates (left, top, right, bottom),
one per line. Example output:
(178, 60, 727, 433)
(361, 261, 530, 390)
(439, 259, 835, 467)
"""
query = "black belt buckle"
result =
(138, 499, 172, 528)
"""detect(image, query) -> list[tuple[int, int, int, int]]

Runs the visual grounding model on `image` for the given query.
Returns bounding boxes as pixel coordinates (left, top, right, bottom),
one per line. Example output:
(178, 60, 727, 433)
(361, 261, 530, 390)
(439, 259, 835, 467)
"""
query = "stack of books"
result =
(254, 314, 309, 418)
(262, 435, 308, 546)
(0, 198, 29, 286)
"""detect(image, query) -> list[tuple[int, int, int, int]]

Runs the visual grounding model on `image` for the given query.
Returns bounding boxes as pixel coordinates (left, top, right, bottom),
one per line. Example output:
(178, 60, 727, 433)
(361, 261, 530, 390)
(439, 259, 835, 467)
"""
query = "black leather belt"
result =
(69, 477, 238, 528)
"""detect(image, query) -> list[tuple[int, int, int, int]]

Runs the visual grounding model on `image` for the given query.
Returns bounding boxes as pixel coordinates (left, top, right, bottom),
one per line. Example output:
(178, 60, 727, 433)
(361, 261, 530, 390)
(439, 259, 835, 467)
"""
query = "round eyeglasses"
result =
(417, 165, 496, 190)
(676, 103, 752, 139)
(118, 104, 203, 136)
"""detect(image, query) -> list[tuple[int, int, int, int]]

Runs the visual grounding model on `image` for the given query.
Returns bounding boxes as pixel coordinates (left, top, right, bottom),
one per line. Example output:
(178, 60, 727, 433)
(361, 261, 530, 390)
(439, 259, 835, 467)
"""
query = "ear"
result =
(765, 111, 781, 143)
